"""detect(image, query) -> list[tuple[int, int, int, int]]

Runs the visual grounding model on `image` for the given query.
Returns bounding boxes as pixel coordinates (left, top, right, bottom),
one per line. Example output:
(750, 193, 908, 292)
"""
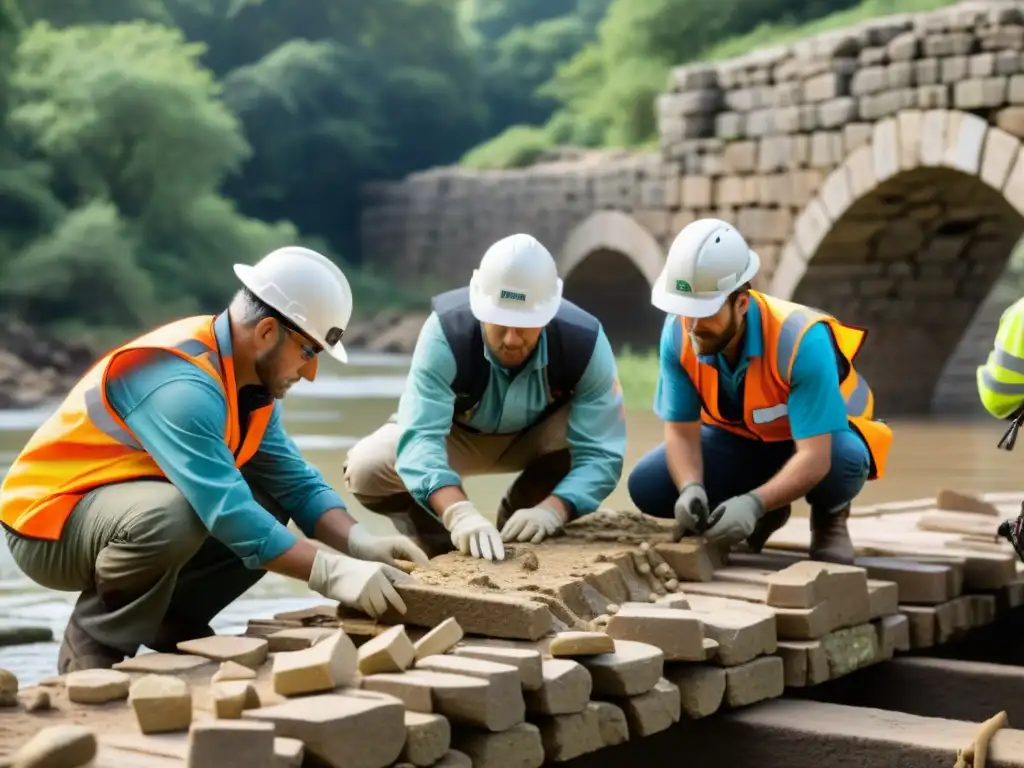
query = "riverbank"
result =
(0, 310, 663, 410)
(0, 317, 97, 409)
(0, 310, 432, 410)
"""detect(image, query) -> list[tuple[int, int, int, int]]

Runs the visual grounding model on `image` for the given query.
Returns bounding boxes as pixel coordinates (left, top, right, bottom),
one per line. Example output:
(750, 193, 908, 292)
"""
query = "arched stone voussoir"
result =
(559, 209, 665, 286)
(772, 108, 1024, 299)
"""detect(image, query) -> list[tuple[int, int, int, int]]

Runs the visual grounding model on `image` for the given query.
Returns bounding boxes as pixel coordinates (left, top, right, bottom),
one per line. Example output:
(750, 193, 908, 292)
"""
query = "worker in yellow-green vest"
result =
(977, 296, 1024, 561)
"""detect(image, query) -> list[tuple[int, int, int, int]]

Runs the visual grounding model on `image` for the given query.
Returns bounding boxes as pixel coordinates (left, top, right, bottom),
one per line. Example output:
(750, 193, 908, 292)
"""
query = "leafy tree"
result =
(3, 20, 296, 328)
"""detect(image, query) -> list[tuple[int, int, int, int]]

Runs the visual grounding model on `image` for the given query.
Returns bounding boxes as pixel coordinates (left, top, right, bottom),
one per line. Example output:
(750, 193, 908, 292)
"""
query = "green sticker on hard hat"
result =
(675, 279, 692, 293)
(500, 289, 527, 302)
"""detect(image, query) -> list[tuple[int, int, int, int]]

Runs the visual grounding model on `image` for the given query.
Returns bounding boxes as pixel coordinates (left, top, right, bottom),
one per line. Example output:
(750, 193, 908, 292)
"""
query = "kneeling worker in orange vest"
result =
(627, 219, 893, 564)
(0, 246, 428, 673)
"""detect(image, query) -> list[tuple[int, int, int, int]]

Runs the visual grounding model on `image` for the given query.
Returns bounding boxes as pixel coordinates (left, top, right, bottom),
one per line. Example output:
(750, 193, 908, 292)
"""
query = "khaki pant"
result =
(344, 407, 572, 558)
(4, 473, 289, 657)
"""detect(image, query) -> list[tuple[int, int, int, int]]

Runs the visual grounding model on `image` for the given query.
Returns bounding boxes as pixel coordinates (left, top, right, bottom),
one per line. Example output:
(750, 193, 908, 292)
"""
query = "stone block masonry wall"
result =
(360, 1, 1024, 413)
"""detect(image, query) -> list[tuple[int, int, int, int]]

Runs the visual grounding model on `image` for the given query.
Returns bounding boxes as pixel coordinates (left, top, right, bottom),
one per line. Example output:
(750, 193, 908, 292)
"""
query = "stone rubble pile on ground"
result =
(3, 491, 1024, 767)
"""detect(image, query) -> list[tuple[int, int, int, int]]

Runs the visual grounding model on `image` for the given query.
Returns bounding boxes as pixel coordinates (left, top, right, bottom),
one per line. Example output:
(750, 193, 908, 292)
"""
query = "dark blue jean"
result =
(627, 425, 871, 518)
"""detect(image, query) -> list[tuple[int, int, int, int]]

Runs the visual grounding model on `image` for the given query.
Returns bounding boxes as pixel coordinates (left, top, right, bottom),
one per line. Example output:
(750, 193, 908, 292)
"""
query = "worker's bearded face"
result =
(686, 292, 748, 356)
(482, 323, 543, 368)
(255, 328, 301, 398)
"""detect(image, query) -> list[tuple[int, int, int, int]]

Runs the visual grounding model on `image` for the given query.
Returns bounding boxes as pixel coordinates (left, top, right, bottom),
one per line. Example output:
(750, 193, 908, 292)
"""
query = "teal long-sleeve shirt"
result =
(105, 352, 344, 570)
(395, 312, 627, 517)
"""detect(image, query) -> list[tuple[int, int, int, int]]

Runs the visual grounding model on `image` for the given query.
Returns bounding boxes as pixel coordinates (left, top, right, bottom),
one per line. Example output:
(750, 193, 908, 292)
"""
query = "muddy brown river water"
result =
(0, 351, 1019, 684)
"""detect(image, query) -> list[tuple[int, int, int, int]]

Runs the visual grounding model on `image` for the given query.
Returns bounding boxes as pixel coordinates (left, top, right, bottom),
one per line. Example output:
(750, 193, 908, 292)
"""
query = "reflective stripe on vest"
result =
(678, 290, 893, 480)
(0, 313, 272, 540)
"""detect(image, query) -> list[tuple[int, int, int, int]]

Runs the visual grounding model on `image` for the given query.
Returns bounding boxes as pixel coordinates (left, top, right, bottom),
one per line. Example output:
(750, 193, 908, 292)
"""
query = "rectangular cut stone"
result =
(919, 109, 949, 166)
(1002, 149, 1024, 217)
(872, 117, 899, 183)
(770, 244, 808, 300)
(817, 168, 852, 219)
(944, 111, 988, 174)
(243, 692, 405, 768)
(605, 605, 706, 661)
(793, 197, 831, 260)
(378, 583, 552, 641)
(981, 126, 1021, 190)
(724, 656, 785, 708)
(896, 110, 923, 170)
(845, 144, 876, 199)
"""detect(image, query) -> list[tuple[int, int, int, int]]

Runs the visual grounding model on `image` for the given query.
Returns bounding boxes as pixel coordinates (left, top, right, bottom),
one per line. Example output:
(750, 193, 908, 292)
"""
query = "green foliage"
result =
(461, 125, 553, 170)
(615, 349, 660, 411)
(0, 0, 977, 341)
(461, 0, 960, 165)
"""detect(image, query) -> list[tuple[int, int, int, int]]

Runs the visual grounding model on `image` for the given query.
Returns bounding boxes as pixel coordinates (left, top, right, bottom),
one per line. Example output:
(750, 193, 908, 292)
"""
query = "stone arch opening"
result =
(773, 110, 1024, 415)
(559, 211, 666, 352)
(563, 248, 665, 351)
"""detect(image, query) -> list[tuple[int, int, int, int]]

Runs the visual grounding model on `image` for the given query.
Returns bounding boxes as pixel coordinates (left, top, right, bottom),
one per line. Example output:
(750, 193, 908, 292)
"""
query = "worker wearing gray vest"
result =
(344, 234, 627, 561)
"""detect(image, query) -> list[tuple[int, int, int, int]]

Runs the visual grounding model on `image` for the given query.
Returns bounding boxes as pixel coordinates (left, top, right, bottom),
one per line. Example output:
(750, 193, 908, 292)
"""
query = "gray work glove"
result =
(673, 482, 710, 541)
(704, 492, 766, 546)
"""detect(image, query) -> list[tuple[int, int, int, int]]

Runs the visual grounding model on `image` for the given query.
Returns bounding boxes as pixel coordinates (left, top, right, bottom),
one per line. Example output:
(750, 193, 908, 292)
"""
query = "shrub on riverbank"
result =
(615, 348, 660, 412)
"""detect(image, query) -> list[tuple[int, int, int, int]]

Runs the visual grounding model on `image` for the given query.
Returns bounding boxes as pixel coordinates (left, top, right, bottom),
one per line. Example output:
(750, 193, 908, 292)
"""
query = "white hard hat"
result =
(651, 218, 760, 319)
(468, 234, 563, 328)
(233, 246, 353, 362)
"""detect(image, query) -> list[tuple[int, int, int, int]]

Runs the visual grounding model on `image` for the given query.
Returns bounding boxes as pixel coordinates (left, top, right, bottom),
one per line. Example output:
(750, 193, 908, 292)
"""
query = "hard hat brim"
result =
(651, 248, 761, 319)
(651, 289, 730, 319)
(469, 279, 563, 328)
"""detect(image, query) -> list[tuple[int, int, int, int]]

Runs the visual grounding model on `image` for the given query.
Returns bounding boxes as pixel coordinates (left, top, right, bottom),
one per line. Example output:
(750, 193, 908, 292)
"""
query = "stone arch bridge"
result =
(359, 1, 1024, 415)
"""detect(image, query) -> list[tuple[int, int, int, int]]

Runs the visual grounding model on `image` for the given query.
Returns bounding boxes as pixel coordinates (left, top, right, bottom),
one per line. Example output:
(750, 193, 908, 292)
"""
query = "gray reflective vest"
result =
(431, 287, 600, 432)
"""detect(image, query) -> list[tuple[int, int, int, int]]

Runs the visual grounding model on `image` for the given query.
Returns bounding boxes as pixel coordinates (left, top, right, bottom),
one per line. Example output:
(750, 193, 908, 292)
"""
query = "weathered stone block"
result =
(943, 111, 988, 175)
(872, 117, 899, 183)
(793, 197, 831, 260)
(954, 77, 1008, 109)
(919, 109, 949, 166)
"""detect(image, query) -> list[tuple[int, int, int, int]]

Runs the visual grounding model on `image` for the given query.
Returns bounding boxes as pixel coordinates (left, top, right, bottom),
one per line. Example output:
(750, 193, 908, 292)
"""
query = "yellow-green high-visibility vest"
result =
(978, 297, 1024, 419)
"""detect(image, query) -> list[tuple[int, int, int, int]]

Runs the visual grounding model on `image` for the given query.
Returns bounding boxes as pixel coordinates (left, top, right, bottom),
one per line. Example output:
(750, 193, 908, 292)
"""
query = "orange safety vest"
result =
(679, 291, 893, 480)
(0, 313, 273, 540)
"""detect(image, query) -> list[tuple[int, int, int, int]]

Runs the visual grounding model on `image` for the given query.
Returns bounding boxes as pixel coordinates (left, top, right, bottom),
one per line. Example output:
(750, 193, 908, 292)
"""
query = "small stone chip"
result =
(66, 669, 131, 705)
(177, 636, 269, 670)
(10, 724, 97, 768)
(414, 617, 463, 660)
(357, 624, 416, 675)
(211, 681, 260, 719)
(548, 631, 615, 657)
(0, 668, 18, 707)
(212, 660, 257, 683)
(272, 629, 357, 697)
(129, 674, 192, 734)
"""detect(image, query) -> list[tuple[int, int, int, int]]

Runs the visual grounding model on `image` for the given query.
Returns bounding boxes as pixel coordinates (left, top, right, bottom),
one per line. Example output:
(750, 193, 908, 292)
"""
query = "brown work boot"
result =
(57, 616, 125, 674)
(746, 505, 791, 553)
(810, 504, 856, 565)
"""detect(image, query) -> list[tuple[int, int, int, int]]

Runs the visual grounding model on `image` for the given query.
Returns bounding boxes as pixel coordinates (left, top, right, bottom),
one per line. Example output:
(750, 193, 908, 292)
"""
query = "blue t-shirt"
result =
(654, 300, 852, 440)
(104, 328, 344, 569)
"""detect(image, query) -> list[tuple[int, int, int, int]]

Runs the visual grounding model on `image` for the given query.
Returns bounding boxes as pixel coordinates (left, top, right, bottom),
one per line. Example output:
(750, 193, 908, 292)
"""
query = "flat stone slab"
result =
(113, 653, 214, 674)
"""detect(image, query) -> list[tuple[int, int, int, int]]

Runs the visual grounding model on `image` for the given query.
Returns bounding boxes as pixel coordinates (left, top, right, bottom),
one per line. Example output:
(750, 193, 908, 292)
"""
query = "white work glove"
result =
(500, 503, 564, 544)
(346, 523, 430, 568)
(673, 482, 710, 541)
(307, 549, 409, 618)
(704, 492, 766, 546)
(442, 501, 505, 561)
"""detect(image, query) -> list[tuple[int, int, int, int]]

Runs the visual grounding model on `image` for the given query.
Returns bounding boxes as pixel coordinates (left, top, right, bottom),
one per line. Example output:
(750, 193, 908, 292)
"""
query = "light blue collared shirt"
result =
(395, 313, 627, 516)
(104, 314, 344, 569)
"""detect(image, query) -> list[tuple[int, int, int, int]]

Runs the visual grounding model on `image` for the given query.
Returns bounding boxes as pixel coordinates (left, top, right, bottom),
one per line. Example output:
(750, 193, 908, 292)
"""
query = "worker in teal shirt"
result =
(627, 218, 875, 565)
(345, 233, 627, 562)
(3, 247, 428, 674)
